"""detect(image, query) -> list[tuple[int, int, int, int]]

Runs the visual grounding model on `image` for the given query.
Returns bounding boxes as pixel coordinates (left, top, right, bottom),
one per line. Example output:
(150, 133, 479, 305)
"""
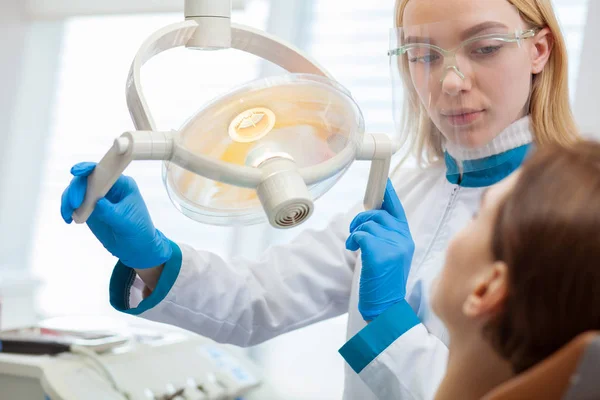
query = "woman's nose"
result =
(440, 66, 470, 96)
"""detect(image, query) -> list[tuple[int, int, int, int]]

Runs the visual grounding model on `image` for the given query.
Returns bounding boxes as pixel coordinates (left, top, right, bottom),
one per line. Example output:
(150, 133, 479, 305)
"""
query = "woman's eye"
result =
(409, 54, 440, 64)
(473, 45, 502, 55)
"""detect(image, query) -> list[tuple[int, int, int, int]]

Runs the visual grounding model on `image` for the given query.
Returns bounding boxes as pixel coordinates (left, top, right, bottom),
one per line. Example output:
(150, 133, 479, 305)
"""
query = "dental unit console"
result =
(0, 321, 276, 400)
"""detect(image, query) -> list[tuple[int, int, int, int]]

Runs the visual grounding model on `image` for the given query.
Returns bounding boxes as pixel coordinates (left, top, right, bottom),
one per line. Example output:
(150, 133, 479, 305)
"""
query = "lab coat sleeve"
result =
(339, 301, 448, 400)
(108, 207, 359, 347)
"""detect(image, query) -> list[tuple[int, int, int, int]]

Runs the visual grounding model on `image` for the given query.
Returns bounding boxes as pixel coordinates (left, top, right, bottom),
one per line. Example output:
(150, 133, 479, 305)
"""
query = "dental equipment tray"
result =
(0, 328, 269, 400)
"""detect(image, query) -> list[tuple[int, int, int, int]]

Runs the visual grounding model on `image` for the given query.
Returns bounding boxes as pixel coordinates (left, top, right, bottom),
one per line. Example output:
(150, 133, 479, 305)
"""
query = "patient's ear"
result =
(463, 262, 508, 318)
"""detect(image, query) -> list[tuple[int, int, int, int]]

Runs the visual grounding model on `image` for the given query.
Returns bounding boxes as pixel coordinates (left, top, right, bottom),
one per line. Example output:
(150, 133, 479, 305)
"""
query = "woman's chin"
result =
(446, 131, 497, 151)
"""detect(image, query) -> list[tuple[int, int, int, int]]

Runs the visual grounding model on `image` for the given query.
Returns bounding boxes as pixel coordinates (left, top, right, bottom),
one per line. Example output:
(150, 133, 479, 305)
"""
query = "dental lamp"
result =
(73, 0, 400, 229)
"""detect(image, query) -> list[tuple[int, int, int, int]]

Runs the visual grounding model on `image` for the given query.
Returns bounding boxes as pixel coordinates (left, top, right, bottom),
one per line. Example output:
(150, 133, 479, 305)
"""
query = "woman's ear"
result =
(463, 261, 508, 318)
(531, 27, 554, 74)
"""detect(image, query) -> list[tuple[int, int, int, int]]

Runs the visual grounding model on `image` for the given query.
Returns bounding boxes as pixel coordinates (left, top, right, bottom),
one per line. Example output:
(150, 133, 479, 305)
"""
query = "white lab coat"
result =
(109, 118, 534, 399)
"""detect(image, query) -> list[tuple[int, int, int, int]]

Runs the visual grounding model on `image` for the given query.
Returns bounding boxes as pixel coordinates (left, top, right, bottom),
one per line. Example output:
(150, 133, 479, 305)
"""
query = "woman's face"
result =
(402, 0, 536, 149)
(431, 171, 519, 328)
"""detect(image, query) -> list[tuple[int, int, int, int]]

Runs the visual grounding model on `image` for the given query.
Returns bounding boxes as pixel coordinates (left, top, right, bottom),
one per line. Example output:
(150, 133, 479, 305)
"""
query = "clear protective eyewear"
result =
(389, 29, 538, 83)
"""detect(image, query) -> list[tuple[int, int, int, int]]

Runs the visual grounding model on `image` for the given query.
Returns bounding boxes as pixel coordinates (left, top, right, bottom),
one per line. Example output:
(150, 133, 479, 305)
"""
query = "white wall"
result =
(0, 1, 25, 126)
(0, 0, 65, 327)
(574, 0, 600, 135)
(0, 1, 26, 199)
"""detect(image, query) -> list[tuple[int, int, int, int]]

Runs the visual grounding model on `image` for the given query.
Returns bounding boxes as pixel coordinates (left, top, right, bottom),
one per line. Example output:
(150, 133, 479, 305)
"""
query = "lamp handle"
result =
(73, 131, 175, 224)
(358, 134, 397, 210)
(72, 136, 134, 224)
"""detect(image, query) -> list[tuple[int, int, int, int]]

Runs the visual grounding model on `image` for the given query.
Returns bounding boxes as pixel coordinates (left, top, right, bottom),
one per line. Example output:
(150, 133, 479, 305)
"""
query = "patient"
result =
(431, 140, 600, 400)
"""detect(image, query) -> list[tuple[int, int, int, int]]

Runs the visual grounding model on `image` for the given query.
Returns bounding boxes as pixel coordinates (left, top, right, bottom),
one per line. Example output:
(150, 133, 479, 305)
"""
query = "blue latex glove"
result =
(60, 162, 172, 269)
(346, 179, 415, 321)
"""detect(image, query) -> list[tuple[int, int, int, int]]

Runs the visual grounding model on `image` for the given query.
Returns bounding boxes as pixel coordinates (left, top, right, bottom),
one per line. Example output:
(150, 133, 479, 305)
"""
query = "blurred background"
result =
(0, 0, 597, 398)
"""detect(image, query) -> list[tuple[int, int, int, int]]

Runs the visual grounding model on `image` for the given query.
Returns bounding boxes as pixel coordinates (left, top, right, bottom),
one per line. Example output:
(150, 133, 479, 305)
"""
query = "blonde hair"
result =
(393, 0, 580, 167)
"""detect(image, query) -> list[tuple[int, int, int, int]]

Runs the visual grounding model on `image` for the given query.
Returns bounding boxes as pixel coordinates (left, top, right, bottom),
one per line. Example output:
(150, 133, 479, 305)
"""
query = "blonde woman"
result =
(338, 0, 579, 398)
(60, 0, 579, 399)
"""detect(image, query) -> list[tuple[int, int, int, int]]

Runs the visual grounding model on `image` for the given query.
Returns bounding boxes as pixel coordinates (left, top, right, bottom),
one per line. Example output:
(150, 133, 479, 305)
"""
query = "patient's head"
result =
(432, 140, 600, 374)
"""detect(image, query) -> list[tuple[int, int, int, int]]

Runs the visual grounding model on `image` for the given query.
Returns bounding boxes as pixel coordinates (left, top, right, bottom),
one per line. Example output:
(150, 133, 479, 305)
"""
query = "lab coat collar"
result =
(445, 116, 534, 188)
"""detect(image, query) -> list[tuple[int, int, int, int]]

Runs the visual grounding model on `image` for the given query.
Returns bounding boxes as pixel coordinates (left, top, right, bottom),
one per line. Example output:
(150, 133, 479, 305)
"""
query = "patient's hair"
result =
(486, 139, 600, 373)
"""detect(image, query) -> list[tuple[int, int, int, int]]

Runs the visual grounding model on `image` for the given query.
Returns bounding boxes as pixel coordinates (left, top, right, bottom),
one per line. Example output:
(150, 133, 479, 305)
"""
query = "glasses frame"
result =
(388, 28, 539, 82)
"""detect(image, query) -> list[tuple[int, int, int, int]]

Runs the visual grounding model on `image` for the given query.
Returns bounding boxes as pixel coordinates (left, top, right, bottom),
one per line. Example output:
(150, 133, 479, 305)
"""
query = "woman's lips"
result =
(442, 110, 484, 126)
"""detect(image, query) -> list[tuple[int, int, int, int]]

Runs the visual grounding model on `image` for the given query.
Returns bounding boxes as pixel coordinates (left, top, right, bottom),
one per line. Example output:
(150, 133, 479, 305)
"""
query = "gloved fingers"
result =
(71, 160, 137, 204)
(60, 175, 88, 223)
(349, 210, 378, 233)
(352, 220, 394, 242)
(349, 180, 408, 232)
(60, 189, 73, 224)
(93, 197, 145, 235)
(70, 162, 96, 177)
(382, 179, 407, 222)
(346, 229, 378, 252)
(350, 210, 398, 232)
(90, 197, 124, 226)
(349, 209, 407, 233)
(61, 162, 95, 223)
(105, 175, 139, 203)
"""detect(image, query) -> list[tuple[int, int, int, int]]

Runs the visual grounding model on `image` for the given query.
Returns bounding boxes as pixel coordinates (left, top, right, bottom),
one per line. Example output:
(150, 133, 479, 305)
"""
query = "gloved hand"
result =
(346, 179, 415, 321)
(60, 162, 172, 269)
